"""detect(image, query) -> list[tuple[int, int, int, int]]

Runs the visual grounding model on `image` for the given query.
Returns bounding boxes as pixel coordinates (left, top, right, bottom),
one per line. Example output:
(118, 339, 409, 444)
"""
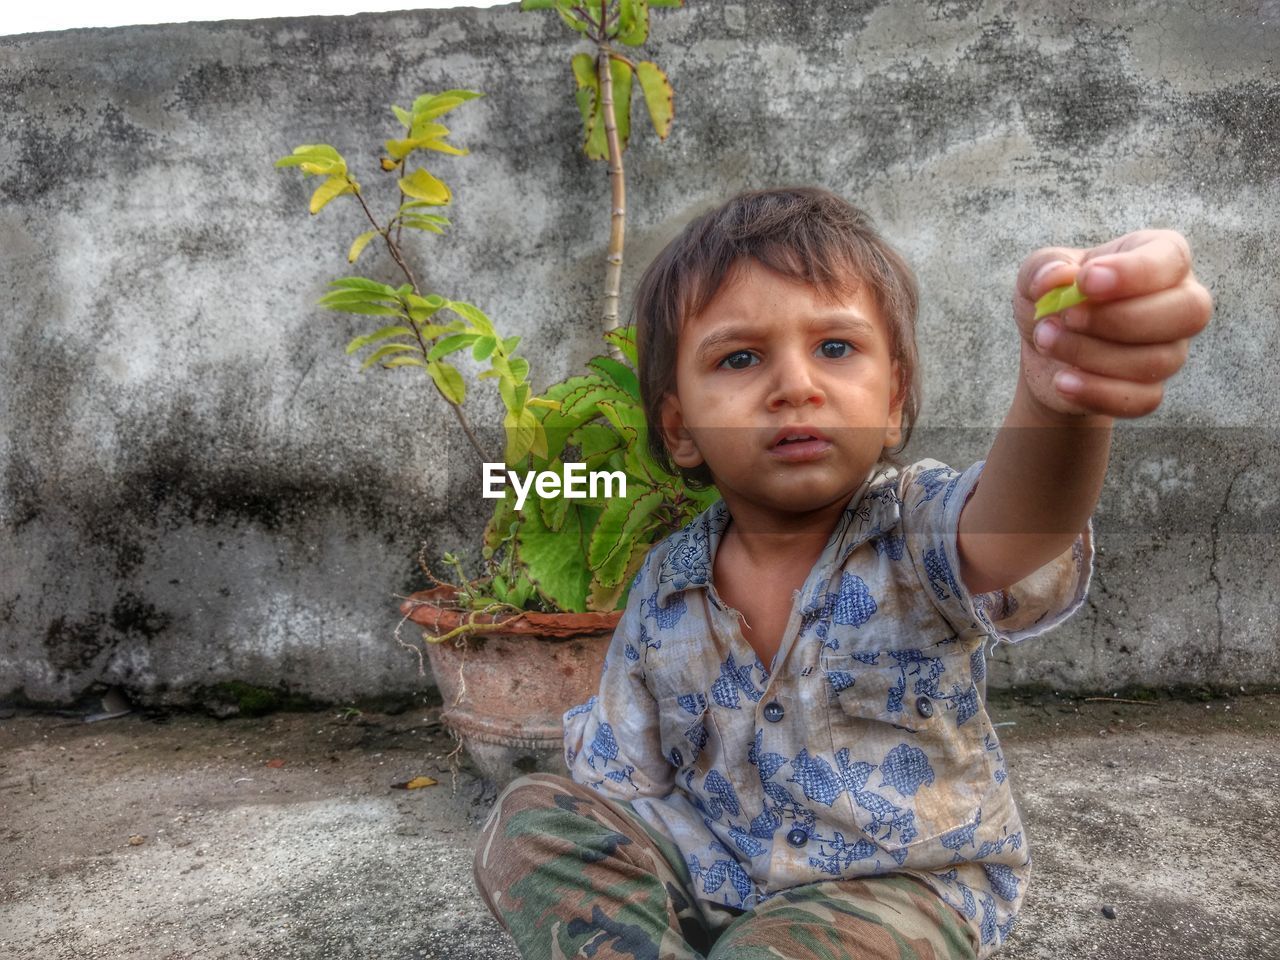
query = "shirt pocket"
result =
(657, 692, 713, 776)
(821, 647, 1003, 861)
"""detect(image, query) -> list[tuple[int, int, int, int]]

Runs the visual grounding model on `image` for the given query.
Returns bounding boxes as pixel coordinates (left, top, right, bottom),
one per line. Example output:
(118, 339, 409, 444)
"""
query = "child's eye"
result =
(718, 350, 757, 370)
(818, 340, 853, 359)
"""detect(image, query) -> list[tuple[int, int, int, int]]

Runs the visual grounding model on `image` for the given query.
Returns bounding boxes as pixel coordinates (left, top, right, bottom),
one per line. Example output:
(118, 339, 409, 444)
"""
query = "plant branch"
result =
(597, 42, 626, 360)
(351, 180, 491, 463)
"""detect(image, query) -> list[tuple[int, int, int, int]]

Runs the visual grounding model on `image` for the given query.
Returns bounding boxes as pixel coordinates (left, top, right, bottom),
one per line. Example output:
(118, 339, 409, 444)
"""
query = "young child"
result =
(473, 187, 1211, 960)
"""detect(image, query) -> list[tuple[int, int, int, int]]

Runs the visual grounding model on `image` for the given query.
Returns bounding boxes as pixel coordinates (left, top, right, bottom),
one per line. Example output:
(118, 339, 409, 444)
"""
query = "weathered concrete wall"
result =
(2, 0, 1277, 706)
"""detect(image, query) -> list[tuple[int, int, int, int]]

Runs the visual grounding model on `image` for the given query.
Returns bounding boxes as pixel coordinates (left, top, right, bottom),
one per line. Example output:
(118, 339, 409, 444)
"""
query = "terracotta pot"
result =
(400, 586, 620, 785)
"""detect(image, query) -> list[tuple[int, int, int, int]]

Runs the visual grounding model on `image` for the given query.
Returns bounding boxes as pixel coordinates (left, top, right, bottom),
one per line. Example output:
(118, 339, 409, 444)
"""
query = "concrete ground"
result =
(2, 693, 1277, 960)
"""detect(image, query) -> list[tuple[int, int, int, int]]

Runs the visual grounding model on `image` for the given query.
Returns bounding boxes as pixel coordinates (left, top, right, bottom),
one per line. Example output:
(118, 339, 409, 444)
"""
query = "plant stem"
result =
(597, 43, 626, 362)
(351, 179, 491, 464)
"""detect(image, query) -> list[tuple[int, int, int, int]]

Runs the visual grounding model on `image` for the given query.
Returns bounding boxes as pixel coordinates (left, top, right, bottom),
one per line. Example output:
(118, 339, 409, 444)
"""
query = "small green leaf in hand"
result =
(1034, 281, 1088, 321)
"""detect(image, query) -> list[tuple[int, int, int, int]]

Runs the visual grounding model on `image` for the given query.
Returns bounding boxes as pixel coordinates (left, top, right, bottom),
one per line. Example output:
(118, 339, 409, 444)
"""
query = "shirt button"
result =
(763, 701, 785, 723)
(916, 696, 934, 719)
(786, 827, 808, 847)
(669, 747, 683, 767)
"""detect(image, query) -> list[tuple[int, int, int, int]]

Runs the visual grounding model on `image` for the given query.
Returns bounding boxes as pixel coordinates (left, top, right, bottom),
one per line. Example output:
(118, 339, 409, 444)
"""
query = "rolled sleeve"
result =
(562, 583, 675, 800)
(899, 458, 1094, 644)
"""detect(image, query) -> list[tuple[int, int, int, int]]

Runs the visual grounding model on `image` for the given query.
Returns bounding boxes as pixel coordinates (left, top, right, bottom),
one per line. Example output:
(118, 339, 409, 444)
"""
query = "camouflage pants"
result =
(473, 773, 979, 960)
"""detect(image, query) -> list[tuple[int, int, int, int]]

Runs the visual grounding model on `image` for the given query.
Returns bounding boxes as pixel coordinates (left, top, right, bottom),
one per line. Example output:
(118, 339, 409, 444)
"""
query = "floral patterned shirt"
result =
(563, 458, 1094, 957)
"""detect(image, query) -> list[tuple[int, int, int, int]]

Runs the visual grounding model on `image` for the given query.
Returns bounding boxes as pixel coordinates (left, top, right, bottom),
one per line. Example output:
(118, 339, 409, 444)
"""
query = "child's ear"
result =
(884, 360, 906, 449)
(659, 393, 705, 469)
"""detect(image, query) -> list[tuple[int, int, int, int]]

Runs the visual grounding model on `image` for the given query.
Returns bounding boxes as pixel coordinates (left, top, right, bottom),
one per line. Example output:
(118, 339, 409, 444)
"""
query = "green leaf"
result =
(398, 168, 451, 204)
(1033, 281, 1088, 321)
(587, 484, 651, 569)
(381, 355, 427, 369)
(275, 144, 347, 177)
(427, 360, 466, 404)
(510, 356, 531, 383)
(593, 487, 663, 586)
(401, 216, 446, 235)
(428, 333, 480, 361)
(588, 541, 649, 611)
(309, 175, 355, 214)
(387, 126, 467, 161)
(560, 380, 632, 419)
(635, 61, 674, 140)
(347, 230, 380, 264)
(616, 0, 649, 45)
(322, 299, 406, 318)
(411, 90, 482, 125)
(405, 292, 447, 323)
(360, 343, 419, 370)
(537, 461, 571, 531)
(586, 355, 641, 400)
(603, 325, 639, 366)
(472, 335, 497, 361)
(504, 408, 537, 464)
(391, 104, 413, 128)
(446, 301, 496, 337)
(328, 277, 399, 296)
(319, 285, 398, 304)
(345, 325, 415, 354)
(501, 335, 522, 354)
(555, 5, 590, 32)
(517, 500, 601, 612)
(572, 52, 598, 122)
(596, 399, 641, 445)
(571, 54, 609, 161)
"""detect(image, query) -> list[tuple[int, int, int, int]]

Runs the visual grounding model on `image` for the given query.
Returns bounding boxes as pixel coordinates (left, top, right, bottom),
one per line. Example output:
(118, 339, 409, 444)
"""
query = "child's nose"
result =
(767, 351, 825, 408)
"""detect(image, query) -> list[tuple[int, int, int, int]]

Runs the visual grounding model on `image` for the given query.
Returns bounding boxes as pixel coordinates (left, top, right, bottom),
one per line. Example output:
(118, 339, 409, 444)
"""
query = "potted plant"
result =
(278, 1, 700, 785)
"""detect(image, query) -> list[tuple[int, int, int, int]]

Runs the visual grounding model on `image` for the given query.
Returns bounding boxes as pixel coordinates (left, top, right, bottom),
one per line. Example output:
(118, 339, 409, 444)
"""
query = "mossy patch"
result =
(201, 681, 322, 718)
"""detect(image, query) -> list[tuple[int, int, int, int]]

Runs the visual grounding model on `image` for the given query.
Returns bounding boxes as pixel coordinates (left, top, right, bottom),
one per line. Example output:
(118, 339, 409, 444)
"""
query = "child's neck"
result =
(717, 495, 848, 574)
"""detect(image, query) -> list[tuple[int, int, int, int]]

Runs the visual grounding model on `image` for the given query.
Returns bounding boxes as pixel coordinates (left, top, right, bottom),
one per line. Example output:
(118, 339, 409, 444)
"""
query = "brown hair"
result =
(632, 186, 922, 488)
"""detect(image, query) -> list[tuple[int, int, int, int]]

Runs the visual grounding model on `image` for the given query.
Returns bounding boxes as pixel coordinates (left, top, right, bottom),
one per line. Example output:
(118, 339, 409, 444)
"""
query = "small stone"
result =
(1102, 905, 1117, 920)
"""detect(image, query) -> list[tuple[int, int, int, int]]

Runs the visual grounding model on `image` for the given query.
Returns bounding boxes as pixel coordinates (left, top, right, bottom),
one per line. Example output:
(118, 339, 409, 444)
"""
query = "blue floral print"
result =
(563, 459, 1094, 955)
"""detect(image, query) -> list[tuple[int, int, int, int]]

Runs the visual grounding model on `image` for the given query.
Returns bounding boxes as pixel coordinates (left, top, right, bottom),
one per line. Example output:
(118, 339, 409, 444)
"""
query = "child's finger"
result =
(1076, 230, 1193, 302)
(1054, 282, 1213, 343)
(1016, 248, 1083, 303)
(1032, 320, 1190, 384)
(1049, 367, 1166, 419)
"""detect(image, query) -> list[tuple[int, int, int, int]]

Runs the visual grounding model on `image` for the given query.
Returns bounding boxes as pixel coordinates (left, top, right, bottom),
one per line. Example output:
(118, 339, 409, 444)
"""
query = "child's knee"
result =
(473, 772, 580, 891)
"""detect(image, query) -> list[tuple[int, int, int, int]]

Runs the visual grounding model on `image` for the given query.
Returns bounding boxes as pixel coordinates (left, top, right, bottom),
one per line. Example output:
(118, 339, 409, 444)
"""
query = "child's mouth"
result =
(770, 433, 833, 461)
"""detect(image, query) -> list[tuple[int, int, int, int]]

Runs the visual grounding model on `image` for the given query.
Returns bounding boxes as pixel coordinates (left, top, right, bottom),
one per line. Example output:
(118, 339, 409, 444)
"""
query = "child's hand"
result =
(1015, 229, 1212, 419)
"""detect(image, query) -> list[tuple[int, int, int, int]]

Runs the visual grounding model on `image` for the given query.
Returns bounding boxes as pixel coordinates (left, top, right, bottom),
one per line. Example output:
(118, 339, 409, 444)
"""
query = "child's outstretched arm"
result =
(957, 229, 1213, 596)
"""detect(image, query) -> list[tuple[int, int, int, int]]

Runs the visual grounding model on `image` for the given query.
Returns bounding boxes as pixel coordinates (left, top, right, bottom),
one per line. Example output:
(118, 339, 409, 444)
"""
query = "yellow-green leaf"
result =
(347, 230, 380, 264)
(346, 325, 414, 354)
(572, 52, 598, 123)
(391, 104, 413, 128)
(1033, 280, 1088, 321)
(309, 175, 355, 214)
(398, 168, 451, 204)
(360, 343, 419, 370)
(427, 361, 466, 404)
(504, 407, 538, 465)
(616, 0, 649, 45)
(635, 60, 673, 140)
(447, 301, 495, 337)
(381, 355, 427, 369)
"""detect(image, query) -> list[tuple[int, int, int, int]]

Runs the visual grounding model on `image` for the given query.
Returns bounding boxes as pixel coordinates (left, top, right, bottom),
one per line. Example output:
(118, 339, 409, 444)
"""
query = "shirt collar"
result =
(654, 461, 904, 610)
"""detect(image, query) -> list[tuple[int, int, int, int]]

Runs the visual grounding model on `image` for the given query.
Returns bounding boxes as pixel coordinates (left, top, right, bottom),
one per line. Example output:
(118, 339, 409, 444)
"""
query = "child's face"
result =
(660, 259, 904, 520)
